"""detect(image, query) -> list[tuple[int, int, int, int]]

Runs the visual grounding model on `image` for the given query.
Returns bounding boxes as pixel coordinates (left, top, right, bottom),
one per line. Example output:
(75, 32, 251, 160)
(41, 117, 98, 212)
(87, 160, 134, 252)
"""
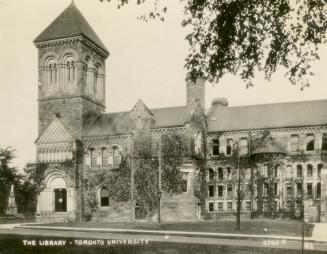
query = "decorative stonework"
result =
(35, 36, 109, 58)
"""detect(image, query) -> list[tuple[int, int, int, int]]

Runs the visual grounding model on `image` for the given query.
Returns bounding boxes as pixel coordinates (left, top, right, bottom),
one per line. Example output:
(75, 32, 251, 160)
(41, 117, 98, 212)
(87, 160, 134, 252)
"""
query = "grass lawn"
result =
(41, 218, 313, 237)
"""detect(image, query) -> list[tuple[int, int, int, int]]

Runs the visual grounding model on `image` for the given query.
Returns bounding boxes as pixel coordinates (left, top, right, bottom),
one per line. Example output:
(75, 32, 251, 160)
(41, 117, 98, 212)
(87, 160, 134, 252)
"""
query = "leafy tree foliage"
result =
(101, 0, 327, 88)
(0, 147, 17, 214)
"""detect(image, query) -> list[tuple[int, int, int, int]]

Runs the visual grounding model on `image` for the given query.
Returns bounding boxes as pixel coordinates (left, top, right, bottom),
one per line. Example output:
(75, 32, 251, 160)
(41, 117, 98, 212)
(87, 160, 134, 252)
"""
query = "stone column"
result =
(320, 167, 327, 222)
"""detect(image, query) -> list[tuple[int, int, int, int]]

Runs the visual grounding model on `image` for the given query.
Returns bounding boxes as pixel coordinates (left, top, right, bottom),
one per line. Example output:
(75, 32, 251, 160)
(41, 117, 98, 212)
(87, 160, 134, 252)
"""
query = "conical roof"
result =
(34, 2, 108, 54)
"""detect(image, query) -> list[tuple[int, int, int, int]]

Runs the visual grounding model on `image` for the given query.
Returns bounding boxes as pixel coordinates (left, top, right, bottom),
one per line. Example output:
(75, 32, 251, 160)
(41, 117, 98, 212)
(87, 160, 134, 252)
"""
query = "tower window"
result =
(212, 139, 219, 156)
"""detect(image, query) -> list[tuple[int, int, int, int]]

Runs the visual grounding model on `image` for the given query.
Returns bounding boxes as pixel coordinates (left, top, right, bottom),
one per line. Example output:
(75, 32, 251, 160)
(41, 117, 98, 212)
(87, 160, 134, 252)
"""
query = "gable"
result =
(36, 118, 74, 144)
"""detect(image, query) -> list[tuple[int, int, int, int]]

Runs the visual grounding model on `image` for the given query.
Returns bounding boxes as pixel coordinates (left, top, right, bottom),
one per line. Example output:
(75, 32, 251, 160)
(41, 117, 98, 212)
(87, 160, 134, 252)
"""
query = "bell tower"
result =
(34, 2, 109, 139)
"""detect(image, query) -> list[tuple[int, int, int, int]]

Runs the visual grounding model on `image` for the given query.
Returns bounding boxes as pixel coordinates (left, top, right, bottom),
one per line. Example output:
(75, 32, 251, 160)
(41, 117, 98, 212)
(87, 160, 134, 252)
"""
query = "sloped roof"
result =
(207, 99, 327, 132)
(34, 3, 108, 54)
(84, 106, 189, 137)
(36, 118, 74, 144)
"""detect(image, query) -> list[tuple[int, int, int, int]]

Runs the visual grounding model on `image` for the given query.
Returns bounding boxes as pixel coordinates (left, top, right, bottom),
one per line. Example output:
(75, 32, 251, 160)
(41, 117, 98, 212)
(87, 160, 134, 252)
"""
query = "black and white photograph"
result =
(0, 0, 327, 253)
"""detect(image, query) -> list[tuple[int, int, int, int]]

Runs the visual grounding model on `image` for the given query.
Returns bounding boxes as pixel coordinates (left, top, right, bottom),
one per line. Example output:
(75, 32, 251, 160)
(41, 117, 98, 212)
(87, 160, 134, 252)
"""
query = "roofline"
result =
(102, 105, 188, 116)
(209, 98, 327, 111)
(34, 35, 109, 57)
(208, 123, 327, 134)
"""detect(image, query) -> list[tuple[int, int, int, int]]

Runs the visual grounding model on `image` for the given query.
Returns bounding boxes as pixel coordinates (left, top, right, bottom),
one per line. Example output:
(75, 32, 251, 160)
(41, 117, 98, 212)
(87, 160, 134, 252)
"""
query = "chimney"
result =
(186, 72, 205, 110)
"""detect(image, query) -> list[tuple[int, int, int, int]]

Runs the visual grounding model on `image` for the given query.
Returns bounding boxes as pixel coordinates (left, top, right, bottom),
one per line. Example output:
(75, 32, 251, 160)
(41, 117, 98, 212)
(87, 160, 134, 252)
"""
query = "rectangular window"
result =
(322, 134, 327, 151)
(274, 183, 278, 196)
(245, 201, 251, 212)
(317, 183, 321, 198)
(290, 135, 300, 152)
(306, 134, 315, 151)
(263, 182, 268, 196)
(218, 185, 223, 197)
(218, 168, 224, 180)
(212, 139, 219, 156)
(307, 183, 313, 196)
(286, 185, 292, 196)
(226, 139, 233, 155)
(262, 165, 268, 177)
(227, 202, 232, 212)
(239, 138, 248, 155)
(297, 165, 303, 178)
(208, 185, 214, 197)
(208, 202, 214, 212)
(227, 184, 233, 197)
(296, 200, 301, 211)
(218, 202, 223, 212)
(296, 183, 302, 195)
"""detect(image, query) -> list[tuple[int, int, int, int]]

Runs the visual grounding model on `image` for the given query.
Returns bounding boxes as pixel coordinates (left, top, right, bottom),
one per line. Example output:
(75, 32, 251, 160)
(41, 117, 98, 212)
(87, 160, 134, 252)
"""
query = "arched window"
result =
(306, 134, 315, 151)
(101, 148, 109, 167)
(44, 57, 57, 85)
(85, 56, 93, 87)
(296, 165, 303, 178)
(208, 168, 214, 181)
(307, 164, 313, 177)
(63, 55, 75, 84)
(90, 149, 97, 167)
(218, 167, 223, 180)
(100, 187, 109, 207)
(94, 63, 102, 91)
(112, 147, 121, 166)
(318, 163, 323, 177)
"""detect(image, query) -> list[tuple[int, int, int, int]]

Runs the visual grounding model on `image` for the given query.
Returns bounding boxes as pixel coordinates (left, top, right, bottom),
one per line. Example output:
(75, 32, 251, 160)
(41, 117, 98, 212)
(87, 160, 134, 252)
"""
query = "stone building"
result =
(34, 3, 327, 223)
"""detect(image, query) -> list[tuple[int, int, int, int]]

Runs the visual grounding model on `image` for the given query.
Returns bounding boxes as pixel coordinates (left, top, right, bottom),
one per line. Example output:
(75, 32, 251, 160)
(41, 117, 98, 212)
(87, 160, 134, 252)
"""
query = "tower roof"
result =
(34, 2, 108, 54)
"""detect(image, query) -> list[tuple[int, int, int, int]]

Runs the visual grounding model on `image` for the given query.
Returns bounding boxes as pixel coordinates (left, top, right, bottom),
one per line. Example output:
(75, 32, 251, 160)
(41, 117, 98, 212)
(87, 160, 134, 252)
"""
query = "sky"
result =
(0, 0, 327, 170)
